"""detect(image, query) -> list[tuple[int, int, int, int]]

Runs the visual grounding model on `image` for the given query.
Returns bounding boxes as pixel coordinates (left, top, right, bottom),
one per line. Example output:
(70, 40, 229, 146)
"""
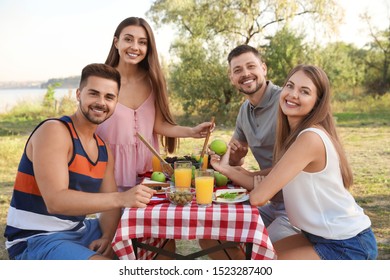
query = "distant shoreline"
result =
(0, 88, 77, 113)
(0, 76, 80, 90)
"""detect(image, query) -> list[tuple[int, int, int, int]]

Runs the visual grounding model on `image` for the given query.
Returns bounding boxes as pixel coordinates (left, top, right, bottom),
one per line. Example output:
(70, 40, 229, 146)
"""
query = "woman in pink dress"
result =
(97, 17, 213, 192)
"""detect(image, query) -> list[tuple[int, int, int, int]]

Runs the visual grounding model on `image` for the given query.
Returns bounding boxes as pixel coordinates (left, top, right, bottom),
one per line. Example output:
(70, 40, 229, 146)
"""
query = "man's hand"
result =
(89, 237, 115, 259)
(253, 175, 266, 189)
(122, 184, 156, 208)
(228, 139, 248, 166)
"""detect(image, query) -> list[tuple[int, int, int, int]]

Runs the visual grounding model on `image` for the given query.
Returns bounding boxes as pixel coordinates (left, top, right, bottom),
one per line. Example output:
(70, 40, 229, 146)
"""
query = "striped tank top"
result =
(4, 116, 108, 259)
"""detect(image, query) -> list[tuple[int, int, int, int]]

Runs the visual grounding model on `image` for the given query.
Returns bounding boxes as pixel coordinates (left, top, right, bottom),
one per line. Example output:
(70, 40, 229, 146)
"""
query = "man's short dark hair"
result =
(227, 45, 264, 64)
(79, 63, 121, 90)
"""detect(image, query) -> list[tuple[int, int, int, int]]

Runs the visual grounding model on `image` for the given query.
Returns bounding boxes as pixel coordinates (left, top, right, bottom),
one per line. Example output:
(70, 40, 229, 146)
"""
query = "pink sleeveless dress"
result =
(96, 93, 159, 191)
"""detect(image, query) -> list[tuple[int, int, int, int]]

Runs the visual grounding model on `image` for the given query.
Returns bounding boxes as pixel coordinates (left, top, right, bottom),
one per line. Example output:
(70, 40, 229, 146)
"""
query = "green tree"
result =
(263, 26, 307, 86)
(309, 42, 366, 99)
(148, 0, 342, 121)
(149, 0, 341, 47)
(169, 39, 242, 125)
(362, 13, 390, 95)
(42, 82, 62, 112)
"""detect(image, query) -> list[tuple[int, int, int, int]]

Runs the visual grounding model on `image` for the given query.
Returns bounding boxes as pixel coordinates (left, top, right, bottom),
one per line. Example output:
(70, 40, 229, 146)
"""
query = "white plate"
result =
(212, 190, 249, 204)
(150, 196, 166, 201)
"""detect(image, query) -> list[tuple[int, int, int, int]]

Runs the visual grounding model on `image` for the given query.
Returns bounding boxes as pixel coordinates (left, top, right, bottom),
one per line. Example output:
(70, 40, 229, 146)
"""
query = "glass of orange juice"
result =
(152, 155, 162, 172)
(195, 169, 214, 207)
(174, 161, 192, 190)
(192, 149, 208, 170)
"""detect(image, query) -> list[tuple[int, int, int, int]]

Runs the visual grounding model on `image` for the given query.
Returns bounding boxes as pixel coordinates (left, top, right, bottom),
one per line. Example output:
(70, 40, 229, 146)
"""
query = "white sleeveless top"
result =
(283, 128, 371, 239)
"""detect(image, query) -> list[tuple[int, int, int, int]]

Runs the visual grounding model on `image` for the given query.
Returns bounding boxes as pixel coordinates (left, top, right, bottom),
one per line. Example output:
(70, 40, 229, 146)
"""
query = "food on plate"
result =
(141, 177, 170, 192)
(214, 171, 229, 187)
(151, 171, 166, 182)
(209, 139, 228, 156)
(215, 189, 248, 202)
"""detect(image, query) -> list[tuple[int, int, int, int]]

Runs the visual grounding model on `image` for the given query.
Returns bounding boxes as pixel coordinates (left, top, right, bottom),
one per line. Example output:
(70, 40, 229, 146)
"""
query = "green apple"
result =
(214, 172, 229, 187)
(151, 171, 166, 183)
(210, 139, 228, 156)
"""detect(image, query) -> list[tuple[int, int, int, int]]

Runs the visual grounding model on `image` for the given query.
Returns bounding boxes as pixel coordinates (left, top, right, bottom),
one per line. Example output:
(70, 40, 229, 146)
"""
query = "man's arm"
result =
(88, 147, 120, 258)
(29, 121, 154, 216)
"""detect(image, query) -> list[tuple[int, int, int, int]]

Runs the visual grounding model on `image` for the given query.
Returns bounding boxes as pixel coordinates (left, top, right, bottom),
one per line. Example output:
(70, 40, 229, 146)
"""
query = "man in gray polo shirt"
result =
(228, 45, 299, 244)
(199, 45, 299, 259)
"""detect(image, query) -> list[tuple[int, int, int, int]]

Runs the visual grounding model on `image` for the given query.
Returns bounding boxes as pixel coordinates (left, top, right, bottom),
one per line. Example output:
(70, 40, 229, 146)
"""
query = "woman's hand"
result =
(191, 121, 215, 138)
(210, 146, 231, 174)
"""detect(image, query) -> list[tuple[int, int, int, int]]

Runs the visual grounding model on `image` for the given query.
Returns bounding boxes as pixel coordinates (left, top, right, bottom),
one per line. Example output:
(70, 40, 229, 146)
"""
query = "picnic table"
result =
(112, 199, 276, 260)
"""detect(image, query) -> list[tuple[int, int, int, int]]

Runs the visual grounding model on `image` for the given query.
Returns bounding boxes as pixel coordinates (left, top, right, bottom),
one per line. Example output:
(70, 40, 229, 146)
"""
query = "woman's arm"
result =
(153, 105, 213, 138)
(210, 146, 256, 191)
(249, 131, 325, 206)
(210, 145, 276, 191)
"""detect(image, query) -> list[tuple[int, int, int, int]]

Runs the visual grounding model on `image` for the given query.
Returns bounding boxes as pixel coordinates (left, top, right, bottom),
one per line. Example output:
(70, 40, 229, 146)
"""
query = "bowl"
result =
(165, 156, 201, 169)
(165, 187, 195, 206)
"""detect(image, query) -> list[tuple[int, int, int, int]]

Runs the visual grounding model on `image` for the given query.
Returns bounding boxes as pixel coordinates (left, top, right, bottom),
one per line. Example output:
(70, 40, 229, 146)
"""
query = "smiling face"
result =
(229, 52, 267, 96)
(114, 25, 148, 65)
(76, 76, 119, 125)
(280, 70, 318, 127)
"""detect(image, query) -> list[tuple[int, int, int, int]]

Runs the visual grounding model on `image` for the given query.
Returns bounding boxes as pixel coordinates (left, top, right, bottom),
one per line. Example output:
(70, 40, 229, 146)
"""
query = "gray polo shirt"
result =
(233, 81, 283, 202)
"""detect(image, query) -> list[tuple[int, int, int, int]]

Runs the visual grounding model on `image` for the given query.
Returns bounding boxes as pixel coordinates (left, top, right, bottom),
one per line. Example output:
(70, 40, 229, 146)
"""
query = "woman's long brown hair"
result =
(105, 17, 178, 153)
(273, 65, 353, 188)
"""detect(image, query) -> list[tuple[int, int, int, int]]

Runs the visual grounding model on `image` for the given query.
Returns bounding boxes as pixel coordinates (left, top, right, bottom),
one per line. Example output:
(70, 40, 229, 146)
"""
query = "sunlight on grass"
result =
(0, 137, 25, 186)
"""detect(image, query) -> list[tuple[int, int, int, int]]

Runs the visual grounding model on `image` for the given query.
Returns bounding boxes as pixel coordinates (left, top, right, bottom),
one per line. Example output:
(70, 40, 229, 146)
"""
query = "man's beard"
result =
(80, 102, 109, 125)
(238, 80, 263, 96)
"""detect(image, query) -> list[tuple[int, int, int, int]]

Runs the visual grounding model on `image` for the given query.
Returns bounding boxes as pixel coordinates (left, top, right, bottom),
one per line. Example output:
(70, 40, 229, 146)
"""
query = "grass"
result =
(0, 96, 389, 260)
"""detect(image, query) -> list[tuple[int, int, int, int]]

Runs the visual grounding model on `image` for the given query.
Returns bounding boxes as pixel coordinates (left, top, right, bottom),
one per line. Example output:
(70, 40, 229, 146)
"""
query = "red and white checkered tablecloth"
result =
(112, 202, 276, 260)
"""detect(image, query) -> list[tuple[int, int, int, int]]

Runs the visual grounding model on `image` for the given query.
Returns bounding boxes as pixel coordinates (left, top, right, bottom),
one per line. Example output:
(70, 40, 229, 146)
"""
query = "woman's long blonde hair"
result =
(273, 64, 353, 188)
(105, 17, 178, 153)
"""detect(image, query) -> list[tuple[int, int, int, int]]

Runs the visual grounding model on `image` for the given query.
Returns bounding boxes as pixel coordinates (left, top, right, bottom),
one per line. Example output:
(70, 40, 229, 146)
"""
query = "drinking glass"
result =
(195, 169, 214, 207)
(174, 161, 192, 190)
(192, 148, 208, 170)
(152, 155, 162, 172)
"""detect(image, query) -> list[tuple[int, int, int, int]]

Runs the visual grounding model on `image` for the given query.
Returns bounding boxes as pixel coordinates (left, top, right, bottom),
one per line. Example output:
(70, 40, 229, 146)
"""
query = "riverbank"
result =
(0, 88, 76, 113)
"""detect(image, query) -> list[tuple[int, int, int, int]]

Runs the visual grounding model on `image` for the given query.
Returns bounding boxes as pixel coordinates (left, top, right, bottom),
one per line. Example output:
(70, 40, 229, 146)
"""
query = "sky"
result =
(0, 0, 389, 83)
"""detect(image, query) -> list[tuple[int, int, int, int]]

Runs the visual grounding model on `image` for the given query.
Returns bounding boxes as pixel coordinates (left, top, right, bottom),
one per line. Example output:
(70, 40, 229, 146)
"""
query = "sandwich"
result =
(141, 177, 170, 192)
(215, 188, 248, 202)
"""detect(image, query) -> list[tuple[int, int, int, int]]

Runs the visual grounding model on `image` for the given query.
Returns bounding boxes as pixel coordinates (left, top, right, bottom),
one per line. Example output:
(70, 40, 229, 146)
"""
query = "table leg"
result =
(131, 238, 138, 260)
(185, 241, 241, 259)
(131, 239, 244, 260)
(245, 242, 253, 260)
(132, 239, 180, 259)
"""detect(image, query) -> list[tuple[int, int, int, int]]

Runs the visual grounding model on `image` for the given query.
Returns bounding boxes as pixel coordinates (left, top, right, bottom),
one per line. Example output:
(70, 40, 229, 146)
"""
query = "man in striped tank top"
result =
(4, 63, 155, 260)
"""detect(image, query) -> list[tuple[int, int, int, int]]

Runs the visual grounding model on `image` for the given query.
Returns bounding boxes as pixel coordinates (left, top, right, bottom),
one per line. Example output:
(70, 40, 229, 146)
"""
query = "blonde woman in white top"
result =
(210, 64, 377, 260)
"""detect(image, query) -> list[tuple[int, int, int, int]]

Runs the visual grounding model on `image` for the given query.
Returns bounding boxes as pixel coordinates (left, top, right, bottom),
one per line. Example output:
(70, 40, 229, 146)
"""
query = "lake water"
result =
(0, 88, 77, 113)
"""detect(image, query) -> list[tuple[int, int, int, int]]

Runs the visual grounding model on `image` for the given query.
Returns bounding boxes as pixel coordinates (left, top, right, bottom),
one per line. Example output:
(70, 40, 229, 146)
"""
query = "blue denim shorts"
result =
(14, 219, 102, 260)
(302, 227, 378, 260)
